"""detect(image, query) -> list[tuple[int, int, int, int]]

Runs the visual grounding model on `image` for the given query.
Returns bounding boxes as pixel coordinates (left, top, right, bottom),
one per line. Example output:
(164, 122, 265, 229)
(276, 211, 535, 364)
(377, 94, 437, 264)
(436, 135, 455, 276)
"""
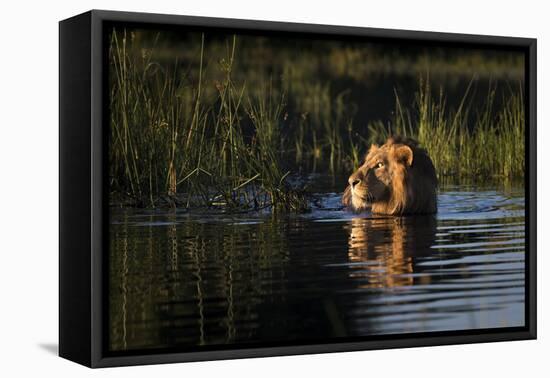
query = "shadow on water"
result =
(108, 182, 525, 352)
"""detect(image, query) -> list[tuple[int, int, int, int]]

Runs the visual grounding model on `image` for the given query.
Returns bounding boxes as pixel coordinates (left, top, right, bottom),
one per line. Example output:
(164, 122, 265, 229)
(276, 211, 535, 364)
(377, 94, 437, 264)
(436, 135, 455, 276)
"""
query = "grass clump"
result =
(367, 77, 525, 179)
(109, 30, 307, 211)
(109, 28, 525, 211)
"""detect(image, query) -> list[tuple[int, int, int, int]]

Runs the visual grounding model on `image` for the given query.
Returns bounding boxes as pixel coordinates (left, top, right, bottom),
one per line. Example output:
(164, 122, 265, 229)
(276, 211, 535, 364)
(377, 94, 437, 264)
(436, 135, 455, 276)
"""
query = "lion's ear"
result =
(369, 143, 379, 153)
(394, 145, 413, 166)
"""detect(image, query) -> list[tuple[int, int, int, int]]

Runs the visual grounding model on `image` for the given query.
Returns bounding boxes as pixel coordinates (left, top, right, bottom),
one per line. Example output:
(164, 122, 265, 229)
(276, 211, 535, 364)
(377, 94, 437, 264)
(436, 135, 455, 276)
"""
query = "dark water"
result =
(108, 179, 525, 352)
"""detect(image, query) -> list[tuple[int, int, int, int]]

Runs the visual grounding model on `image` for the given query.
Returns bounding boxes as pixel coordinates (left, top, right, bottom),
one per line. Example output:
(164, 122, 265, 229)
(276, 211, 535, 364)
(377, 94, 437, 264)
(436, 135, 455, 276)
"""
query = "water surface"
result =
(108, 181, 525, 352)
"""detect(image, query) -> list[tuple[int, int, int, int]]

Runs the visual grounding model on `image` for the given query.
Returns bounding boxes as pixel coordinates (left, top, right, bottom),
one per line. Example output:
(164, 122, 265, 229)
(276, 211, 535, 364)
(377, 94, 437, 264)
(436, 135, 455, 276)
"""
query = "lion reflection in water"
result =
(346, 216, 437, 288)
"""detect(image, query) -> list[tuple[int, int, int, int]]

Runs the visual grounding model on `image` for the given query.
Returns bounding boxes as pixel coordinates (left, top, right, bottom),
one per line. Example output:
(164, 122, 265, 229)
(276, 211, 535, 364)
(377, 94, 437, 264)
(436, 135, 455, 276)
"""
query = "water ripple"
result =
(108, 185, 525, 351)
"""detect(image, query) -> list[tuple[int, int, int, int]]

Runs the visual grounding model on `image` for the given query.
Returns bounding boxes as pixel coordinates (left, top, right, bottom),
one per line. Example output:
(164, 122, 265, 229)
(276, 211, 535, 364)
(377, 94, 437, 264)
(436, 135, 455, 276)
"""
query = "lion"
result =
(342, 136, 437, 215)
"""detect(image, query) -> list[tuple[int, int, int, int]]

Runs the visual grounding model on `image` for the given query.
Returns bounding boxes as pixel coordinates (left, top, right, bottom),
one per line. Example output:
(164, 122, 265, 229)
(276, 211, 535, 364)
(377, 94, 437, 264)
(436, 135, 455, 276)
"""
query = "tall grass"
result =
(287, 82, 358, 173)
(109, 30, 306, 211)
(367, 78, 525, 179)
(109, 29, 525, 210)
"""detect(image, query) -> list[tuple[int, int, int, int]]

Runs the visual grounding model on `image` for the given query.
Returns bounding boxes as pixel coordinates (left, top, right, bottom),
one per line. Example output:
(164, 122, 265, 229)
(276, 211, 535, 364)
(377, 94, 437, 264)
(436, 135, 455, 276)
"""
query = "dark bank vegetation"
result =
(109, 29, 525, 210)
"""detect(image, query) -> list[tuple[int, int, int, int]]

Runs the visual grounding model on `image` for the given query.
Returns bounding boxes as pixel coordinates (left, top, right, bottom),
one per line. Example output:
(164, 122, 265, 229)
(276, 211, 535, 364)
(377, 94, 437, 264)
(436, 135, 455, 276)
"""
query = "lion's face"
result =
(343, 142, 413, 213)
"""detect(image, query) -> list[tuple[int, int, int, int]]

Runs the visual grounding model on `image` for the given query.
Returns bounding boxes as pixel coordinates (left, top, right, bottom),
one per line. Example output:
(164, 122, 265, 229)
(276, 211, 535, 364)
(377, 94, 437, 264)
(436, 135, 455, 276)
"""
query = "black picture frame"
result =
(59, 9, 537, 368)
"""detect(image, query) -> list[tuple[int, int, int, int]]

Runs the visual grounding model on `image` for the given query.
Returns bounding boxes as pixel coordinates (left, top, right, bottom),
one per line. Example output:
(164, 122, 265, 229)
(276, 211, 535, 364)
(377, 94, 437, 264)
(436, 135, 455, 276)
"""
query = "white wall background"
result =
(0, 0, 545, 376)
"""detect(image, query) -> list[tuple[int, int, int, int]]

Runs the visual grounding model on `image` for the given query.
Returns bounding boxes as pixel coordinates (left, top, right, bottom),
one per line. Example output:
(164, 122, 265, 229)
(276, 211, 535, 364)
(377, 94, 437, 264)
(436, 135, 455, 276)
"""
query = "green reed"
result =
(367, 77, 525, 179)
(109, 29, 525, 210)
(109, 30, 306, 211)
(285, 80, 358, 173)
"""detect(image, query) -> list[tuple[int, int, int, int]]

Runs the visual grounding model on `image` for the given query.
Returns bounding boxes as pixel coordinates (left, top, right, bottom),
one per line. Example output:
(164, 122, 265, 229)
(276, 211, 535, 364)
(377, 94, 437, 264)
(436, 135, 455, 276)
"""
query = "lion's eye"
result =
(376, 162, 384, 169)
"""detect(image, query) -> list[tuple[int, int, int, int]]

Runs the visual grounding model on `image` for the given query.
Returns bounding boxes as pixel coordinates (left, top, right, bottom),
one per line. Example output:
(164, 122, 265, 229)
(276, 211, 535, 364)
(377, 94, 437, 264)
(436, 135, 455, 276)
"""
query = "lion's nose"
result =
(349, 177, 361, 188)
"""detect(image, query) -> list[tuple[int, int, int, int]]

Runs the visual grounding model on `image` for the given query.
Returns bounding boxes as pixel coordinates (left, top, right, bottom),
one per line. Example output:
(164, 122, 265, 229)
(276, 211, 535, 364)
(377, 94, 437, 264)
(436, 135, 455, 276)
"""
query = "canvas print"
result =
(107, 24, 526, 354)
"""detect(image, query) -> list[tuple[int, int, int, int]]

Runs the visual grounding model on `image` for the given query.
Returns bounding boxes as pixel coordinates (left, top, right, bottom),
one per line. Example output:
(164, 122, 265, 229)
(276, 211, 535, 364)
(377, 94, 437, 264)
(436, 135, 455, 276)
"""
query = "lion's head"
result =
(342, 136, 437, 215)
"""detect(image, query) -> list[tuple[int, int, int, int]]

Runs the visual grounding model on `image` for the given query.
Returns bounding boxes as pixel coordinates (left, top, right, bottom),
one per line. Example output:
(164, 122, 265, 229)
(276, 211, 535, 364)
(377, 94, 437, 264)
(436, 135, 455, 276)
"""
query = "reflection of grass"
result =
(368, 78, 525, 179)
(109, 29, 525, 209)
(109, 210, 293, 350)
